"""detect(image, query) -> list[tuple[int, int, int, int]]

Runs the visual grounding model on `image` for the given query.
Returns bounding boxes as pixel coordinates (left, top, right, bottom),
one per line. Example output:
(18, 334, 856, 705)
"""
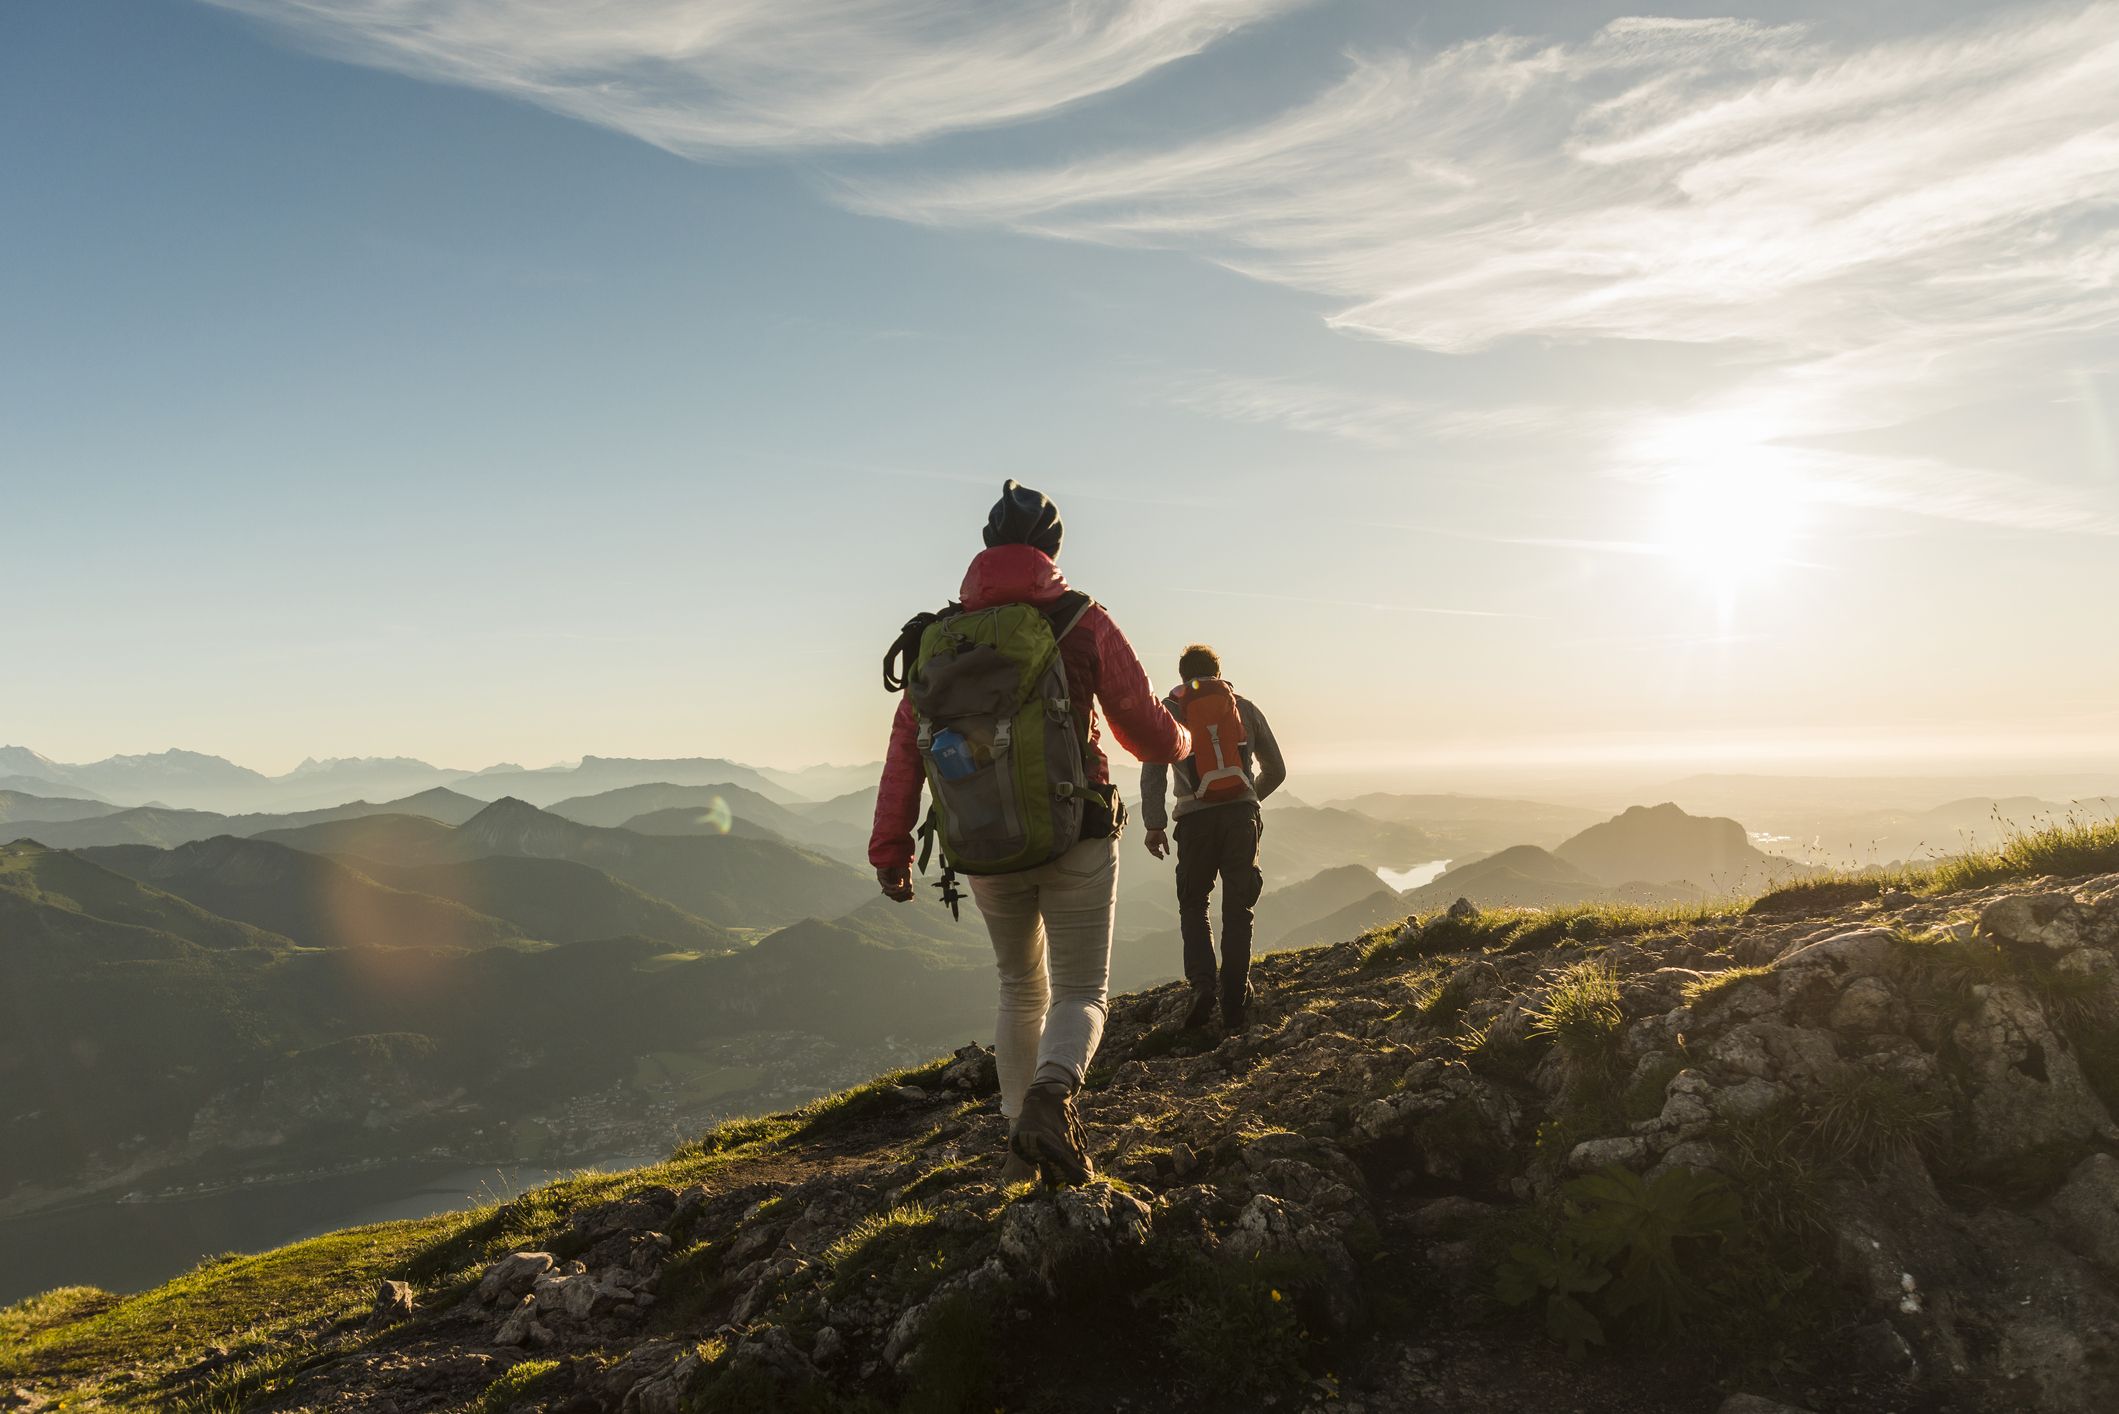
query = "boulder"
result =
(996, 1184, 1153, 1292)
(1566, 1136, 1648, 1173)
(1950, 983, 2117, 1162)
(370, 1279, 415, 1323)
(1980, 894, 2090, 953)
(477, 1251, 555, 1306)
(935, 1042, 1000, 1095)
(2048, 1153, 2119, 1276)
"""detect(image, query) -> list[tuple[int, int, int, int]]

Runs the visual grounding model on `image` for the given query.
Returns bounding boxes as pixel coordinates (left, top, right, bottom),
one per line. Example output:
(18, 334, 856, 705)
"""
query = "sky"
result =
(3, 0, 2116, 784)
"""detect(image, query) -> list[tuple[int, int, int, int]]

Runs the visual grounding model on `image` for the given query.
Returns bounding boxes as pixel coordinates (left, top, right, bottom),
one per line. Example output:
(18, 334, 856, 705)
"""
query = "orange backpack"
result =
(1175, 677, 1250, 803)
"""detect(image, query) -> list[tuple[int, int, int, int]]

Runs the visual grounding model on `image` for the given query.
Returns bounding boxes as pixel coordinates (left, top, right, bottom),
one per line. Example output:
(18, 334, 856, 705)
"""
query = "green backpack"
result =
(902, 592, 1095, 881)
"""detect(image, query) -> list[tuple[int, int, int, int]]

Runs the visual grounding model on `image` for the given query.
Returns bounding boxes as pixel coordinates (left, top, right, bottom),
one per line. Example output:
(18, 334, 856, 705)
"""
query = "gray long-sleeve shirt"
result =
(1140, 689, 1286, 830)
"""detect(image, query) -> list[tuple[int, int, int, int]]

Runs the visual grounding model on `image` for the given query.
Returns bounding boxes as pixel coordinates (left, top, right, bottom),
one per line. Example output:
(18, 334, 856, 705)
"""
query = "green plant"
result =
(1496, 1165, 1742, 1356)
(1800, 1068, 1951, 1175)
(476, 1358, 564, 1412)
(1147, 1252, 1319, 1399)
(1527, 961, 1625, 1067)
(897, 1292, 999, 1414)
(899, 1157, 984, 1202)
(823, 1203, 967, 1304)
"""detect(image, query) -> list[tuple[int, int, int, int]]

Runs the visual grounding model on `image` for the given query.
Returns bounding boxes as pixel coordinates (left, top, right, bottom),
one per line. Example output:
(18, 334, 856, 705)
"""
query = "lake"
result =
(1375, 859, 1451, 892)
(0, 1151, 664, 1307)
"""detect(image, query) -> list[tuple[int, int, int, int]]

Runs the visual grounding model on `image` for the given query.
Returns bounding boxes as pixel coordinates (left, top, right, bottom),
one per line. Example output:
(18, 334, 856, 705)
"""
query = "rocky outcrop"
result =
(16, 869, 2119, 1414)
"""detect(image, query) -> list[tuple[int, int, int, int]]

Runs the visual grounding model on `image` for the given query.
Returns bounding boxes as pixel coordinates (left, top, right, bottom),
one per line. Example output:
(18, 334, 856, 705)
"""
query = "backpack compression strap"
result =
(883, 601, 960, 692)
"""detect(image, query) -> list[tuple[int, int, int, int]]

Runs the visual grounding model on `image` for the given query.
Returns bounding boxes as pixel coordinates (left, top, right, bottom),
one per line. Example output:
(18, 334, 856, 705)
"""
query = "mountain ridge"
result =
(11, 836, 2119, 1412)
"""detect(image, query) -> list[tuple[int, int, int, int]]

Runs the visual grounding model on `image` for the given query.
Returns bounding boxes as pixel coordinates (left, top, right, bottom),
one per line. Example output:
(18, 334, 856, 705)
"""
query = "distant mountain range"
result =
(1, 753, 1821, 1215)
(0, 747, 885, 815)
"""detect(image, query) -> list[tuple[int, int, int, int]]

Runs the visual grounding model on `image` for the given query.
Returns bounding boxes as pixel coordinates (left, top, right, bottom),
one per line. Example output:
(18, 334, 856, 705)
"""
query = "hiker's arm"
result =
(1088, 610, 1191, 764)
(1140, 758, 1170, 831)
(1245, 699, 1288, 802)
(868, 698, 925, 872)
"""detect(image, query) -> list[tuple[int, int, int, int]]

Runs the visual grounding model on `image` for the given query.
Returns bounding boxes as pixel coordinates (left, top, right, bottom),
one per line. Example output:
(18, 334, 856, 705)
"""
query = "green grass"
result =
(899, 1156, 987, 1202)
(1750, 818, 2119, 914)
(1527, 960, 1625, 1064)
(0, 1138, 795, 1409)
(1682, 965, 1775, 1007)
(1926, 816, 2119, 893)
(1800, 1068, 1952, 1175)
(475, 1358, 565, 1412)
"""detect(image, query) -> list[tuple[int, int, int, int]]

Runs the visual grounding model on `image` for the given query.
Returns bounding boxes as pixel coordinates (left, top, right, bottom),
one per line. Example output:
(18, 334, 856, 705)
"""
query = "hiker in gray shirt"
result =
(1140, 643, 1287, 1030)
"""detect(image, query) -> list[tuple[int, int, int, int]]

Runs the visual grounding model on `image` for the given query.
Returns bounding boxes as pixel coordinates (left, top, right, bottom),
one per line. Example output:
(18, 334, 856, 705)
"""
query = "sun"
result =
(1631, 410, 1809, 601)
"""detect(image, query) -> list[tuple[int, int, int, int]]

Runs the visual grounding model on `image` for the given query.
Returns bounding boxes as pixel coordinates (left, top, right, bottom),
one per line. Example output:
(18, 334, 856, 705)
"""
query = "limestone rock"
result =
(1951, 983, 2117, 1161)
(477, 1251, 554, 1306)
(1980, 894, 2090, 953)
(370, 1279, 415, 1323)
(2048, 1153, 2119, 1276)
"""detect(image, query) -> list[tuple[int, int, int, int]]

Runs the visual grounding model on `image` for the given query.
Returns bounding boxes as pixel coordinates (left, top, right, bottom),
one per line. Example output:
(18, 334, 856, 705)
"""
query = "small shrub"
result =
(1147, 1252, 1319, 1400)
(476, 1358, 565, 1412)
(1459, 1015, 1550, 1083)
(1527, 961, 1625, 1067)
(1800, 1069, 1951, 1175)
(897, 1292, 999, 1414)
(1496, 1166, 1742, 1356)
(1415, 966, 1481, 1029)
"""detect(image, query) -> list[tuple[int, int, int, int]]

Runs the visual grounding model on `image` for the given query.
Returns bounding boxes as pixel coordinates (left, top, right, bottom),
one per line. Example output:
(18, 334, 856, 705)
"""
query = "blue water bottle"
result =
(931, 728, 978, 781)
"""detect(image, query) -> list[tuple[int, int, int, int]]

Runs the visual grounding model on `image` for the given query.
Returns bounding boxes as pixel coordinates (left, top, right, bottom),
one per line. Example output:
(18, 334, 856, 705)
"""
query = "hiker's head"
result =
(982, 479, 1063, 558)
(1178, 644, 1221, 681)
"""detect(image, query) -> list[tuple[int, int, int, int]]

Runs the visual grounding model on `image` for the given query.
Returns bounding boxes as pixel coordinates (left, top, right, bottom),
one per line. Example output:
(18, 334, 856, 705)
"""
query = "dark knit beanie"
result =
(982, 479, 1063, 557)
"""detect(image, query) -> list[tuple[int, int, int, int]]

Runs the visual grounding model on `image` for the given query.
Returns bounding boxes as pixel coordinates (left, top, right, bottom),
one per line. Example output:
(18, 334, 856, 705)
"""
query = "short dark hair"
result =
(1177, 643, 1221, 680)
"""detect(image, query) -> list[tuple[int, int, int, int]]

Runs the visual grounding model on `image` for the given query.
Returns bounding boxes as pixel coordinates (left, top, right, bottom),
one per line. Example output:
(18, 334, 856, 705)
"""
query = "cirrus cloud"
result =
(203, 0, 1309, 153)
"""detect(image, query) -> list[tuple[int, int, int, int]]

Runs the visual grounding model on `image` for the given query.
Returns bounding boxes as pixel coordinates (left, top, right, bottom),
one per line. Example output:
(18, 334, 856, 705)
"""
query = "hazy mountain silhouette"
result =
(454, 757, 802, 808)
(5, 805, 235, 850)
(346, 854, 739, 952)
(0, 841, 284, 956)
(0, 790, 122, 825)
(1554, 802, 1801, 896)
(81, 837, 528, 953)
(5, 788, 489, 851)
(1398, 845, 1617, 911)
(259, 798, 872, 928)
(545, 782, 872, 860)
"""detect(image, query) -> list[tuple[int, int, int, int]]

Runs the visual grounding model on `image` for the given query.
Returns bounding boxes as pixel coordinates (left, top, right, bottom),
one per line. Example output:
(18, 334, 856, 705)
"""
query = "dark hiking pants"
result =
(1175, 803, 1263, 1009)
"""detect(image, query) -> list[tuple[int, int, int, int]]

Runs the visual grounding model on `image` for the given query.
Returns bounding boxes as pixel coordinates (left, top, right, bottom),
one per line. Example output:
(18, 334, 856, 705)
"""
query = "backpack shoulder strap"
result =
(1040, 591, 1094, 643)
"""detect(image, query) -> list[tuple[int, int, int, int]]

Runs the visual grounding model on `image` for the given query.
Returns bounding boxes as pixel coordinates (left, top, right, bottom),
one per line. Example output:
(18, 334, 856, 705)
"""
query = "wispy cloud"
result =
(1158, 371, 1564, 447)
(204, 0, 1306, 153)
(853, 7, 2119, 353)
(852, 5, 2119, 534)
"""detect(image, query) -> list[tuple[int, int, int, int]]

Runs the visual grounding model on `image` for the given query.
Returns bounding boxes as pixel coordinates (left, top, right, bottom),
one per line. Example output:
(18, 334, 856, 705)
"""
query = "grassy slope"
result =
(9, 818, 2118, 1410)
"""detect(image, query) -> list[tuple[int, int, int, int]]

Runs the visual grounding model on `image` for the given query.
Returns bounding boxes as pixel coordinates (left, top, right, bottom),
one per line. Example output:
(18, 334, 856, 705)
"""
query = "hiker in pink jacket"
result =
(871, 481, 1189, 1182)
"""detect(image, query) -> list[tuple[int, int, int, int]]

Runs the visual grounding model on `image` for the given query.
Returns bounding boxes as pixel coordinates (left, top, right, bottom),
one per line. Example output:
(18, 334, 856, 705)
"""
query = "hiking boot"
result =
(998, 1146, 1037, 1186)
(1010, 1080, 1095, 1186)
(1222, 982, 1255, 1032)
(1180, 983, 1217, 1030)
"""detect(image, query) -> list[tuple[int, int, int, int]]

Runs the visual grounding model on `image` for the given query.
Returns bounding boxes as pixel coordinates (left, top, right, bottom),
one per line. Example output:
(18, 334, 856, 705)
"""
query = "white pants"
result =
(965, 836, 1118, 1118)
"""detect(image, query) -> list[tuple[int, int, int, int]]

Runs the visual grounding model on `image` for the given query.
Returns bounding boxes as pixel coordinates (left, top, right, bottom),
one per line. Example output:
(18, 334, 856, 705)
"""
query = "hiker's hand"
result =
(1145, 828, 1169, 860)
(876, 866, 914, 902)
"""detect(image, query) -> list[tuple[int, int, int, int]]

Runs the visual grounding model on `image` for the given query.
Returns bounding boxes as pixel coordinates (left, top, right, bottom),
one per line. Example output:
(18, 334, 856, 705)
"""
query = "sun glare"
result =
(1631, 411, 1809, 607)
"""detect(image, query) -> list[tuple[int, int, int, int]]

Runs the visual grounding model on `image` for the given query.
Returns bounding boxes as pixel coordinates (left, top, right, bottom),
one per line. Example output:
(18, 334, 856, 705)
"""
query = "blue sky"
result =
(4, 0, 2115, 783)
